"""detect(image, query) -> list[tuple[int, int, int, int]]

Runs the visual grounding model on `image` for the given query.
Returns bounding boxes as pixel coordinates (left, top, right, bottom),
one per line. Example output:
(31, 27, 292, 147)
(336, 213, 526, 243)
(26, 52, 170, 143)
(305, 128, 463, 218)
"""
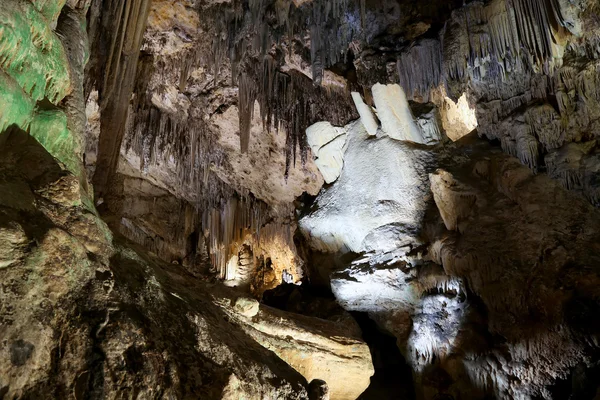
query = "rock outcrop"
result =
(0, 125, 376, 399)
(0, 127, 313, 399)
(220, 295, 374, 400)
(0, 1, 374, 398)
(300, 91, 600, 398)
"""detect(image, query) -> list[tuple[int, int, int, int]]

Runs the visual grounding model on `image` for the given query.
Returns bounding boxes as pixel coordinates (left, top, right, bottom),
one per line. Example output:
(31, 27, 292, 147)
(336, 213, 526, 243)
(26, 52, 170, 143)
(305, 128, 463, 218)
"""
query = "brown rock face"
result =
(0, 129, 312, 399)
(221, 295, 374, 400)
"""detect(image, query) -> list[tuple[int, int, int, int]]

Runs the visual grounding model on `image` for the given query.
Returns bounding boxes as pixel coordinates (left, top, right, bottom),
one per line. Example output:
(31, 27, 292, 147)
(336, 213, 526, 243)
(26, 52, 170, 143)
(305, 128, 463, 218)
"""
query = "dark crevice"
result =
(352, 312, 416, 400)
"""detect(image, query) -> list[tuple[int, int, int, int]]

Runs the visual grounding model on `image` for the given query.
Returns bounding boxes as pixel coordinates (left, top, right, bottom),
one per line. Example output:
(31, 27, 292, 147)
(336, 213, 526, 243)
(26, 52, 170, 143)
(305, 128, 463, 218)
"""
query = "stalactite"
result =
(206, 0, 360, 88)
(397, 39, 443, 101)
(525, 104, 564, 150)
(124, 105, 233, 206)
(239, 71, 258, 153)
(201, 196, 269, 279)
(400, 0, 567, 100)
(515, 130, 540, 172)
(238, 59, 356, 175)
(507, 0, 564, 67)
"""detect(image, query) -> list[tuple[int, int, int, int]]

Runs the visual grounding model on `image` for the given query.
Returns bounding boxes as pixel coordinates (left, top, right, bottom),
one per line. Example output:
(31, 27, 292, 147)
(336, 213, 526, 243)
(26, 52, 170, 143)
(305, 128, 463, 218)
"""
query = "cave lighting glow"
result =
(441, 92, 478, 141)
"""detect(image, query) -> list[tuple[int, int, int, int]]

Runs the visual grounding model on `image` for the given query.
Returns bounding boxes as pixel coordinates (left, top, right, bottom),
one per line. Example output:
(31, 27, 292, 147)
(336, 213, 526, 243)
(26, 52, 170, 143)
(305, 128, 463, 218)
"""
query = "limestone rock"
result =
(0, 222, 28, 269)
(220, 295, 374, 400)
(351, 92, 378, 136)
(371, 83, 433, 144)
(0, 129, 310, 400)
(313, 132, 600, 399)
(300, 120, 435, 254)
(308, 379, 330, 400)
(306, 121, 348, 184)
(233, 296, 260, 317)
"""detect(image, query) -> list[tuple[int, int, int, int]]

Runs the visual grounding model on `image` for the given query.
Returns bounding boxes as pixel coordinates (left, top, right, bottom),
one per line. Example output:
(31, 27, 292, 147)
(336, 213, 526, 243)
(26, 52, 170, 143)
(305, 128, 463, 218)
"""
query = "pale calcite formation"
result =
(300, 119, 434, 254)
(371, 83, 430, 143)
(430, 89, 478, 141)
(223, 297, 374, 400)
(306, 121, 348, 184)
(351, 92, 378, 136)
(429, 169, 481, 232)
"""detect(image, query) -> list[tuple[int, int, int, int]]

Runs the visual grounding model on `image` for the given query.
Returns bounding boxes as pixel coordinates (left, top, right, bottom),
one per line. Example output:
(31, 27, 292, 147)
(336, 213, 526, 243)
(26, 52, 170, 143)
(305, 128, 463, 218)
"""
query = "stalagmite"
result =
(351, 92, 378, 136)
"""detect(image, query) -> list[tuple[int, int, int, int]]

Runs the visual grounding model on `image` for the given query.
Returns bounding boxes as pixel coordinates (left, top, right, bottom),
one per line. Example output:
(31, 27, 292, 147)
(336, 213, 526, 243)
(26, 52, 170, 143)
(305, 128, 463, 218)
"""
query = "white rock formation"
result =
(300, 120, 435, 254)
(351, 92, 379, 136)
(371, 83, 434, 144)
(306, 122, 348, 184)
(233, 296, 260, 317)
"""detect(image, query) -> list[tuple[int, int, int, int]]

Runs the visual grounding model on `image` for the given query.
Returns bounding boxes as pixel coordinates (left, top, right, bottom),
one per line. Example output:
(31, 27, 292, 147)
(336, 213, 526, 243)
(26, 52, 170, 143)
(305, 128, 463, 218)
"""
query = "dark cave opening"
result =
(352, 312, 416, 400)
(548, 356, 600, 400)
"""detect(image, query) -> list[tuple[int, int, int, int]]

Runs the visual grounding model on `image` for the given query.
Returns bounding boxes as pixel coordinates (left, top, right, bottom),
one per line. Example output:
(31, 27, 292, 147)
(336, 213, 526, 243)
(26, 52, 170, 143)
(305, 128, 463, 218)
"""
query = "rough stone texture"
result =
(301, 86, 600, 398)
(300, 119, 435, 255)
(5, 0, 600, 398)
(219, 294, 374, 400)
(0, 0, 85, 178)
(0, 128, 318, 399)
(306, 132, 600, 398)
(372, 84, 431, 144)
(308, 379, 330, 400)
(306, 121, 348, 184)
(0, 2, 376, 397)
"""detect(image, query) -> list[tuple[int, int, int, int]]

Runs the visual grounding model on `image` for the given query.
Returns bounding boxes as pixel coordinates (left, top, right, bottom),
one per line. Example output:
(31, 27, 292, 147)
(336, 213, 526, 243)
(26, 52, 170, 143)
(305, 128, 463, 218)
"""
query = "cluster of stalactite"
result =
(200, 197, 302, 285)
(124, 105, 234, 205)
(115, 177, 286, 281)
(228, 0, 361, 83)
(239, 56, 357, 175)
(393, 0, 600, 214)
(471, 58, 600, 173)
(202, 196, 269, 279)
(178, 0, 361, 87)
(177, 0, 361, 169)
(397, 0, 568, 101)
(397, 39, 443, 103)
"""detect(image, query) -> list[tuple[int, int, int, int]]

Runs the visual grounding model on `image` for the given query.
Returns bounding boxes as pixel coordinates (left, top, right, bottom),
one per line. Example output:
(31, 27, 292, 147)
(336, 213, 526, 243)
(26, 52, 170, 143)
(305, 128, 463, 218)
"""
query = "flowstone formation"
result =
(300, 83, 600, 399)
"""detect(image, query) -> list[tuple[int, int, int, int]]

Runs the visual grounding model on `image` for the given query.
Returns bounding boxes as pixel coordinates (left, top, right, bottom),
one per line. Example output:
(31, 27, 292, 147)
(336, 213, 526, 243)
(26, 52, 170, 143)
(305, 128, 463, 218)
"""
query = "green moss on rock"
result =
(0, 0, 71, 104)
(0, 71, 80, 176)
(0, 70, 35, 132)
(31, 0, 68, 24)
(30, 109, 80, 174)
